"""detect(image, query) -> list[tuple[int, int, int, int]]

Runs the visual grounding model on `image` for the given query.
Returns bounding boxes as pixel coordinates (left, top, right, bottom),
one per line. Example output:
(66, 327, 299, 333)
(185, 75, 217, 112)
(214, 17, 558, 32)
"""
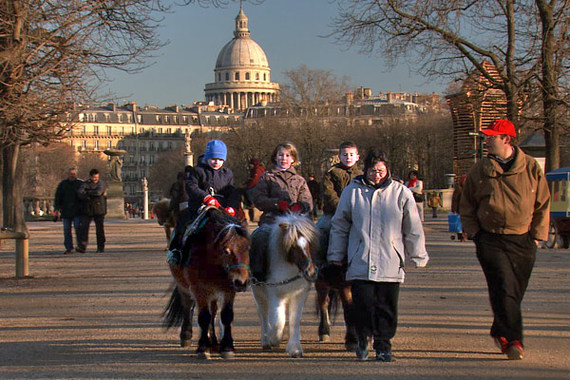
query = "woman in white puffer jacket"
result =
(327, 149, 429, 362)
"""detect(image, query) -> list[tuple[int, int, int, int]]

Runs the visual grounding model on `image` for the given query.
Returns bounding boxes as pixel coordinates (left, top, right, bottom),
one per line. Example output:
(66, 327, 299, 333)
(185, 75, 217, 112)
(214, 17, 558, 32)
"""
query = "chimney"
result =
(386, 92, 392, 103)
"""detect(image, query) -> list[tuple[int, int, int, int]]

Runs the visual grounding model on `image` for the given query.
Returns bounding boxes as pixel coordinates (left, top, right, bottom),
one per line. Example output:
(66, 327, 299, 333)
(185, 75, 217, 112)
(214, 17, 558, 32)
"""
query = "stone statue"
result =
(109, 156, 123, 182)
(141, 177, 148, 191)
(184, 131, 192, 153)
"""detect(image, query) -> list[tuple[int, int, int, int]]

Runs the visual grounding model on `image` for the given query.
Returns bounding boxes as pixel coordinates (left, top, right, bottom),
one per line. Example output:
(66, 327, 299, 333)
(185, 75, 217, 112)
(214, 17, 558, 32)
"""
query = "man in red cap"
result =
(460, 119, 550, 360)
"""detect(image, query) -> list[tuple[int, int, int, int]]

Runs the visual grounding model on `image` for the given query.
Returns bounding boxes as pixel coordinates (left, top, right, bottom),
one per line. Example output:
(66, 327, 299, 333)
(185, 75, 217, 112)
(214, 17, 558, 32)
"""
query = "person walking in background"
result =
(307, 174, 322, 221)
(460, 119, 550, 360)
(54, 167, 83, 255)
(243, 158, 265, 209)
(77, 169, 108, 253)
(405, 170, 424, 221)
(327, 149, 429, 362)
(249, 141, 313, 281)
(451, 174, 467, 242)
(168, 171, 189, 220)
(427, 191, 443, 218)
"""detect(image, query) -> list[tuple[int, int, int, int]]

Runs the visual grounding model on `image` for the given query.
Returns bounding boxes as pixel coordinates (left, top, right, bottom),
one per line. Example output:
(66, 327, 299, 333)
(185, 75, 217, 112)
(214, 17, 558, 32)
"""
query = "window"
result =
(173, 116, 178, 124)
(158, 128, 163, 134)
(245, 72, 250, 80)
(235, 72, 240, 81)
(107, 141, 112, 149)
(104, 114, 110, 122)
(183, 116, 188, 124)
(155, 115, 161, 123)
(94, 140, 99, 150)
(93, 125, 99, 135)
(82, 140, 87, 149)
(263, 73, 266, 81)
(107, 126, 112, 135)
(82, 125, 87, 134)
(225, 72, 229, 81)
(127, 114, 132, 123)
(218, 73, 221, 81)
(137, 115, 142, 123)
(165, 115, 169, 123)
(166, 128, 172, 134)
(256, 73, 260, 80)
(150, 155, 155, 165)
(120, 127, 125, 136)
(117, 114, 122, 123)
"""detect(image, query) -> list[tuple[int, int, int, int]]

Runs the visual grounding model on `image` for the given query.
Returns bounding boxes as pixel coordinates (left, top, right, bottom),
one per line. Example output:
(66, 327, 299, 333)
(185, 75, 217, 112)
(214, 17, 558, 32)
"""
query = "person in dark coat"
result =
(167, 140, 241, 286)
(243, 158, 265, 208)
(307, 174, 322, 220)
(77, 168, 108, 253)
(54, 167, 83, 254)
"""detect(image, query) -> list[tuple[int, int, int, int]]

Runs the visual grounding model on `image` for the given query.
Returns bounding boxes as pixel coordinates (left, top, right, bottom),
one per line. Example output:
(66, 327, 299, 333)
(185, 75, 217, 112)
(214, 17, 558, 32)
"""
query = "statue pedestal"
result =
(106, 181, 126, 219)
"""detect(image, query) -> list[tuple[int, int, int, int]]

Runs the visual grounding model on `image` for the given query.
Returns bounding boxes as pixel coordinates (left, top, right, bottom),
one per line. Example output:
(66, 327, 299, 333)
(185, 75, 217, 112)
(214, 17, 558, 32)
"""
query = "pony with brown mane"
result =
(163, 206, 250, 359)
(152, 199, 176, 250)
(251, 213, 319, 358)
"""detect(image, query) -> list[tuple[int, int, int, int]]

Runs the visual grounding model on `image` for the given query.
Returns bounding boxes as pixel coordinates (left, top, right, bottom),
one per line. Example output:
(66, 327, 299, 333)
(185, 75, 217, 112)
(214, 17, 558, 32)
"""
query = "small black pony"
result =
(163, 206, 251, 359)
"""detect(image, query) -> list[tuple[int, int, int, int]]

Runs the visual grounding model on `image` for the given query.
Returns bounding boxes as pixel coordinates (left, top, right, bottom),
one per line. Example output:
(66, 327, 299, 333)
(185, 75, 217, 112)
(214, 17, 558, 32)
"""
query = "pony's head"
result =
(276, 214, 319, 282)
(210, 209, 251, 292)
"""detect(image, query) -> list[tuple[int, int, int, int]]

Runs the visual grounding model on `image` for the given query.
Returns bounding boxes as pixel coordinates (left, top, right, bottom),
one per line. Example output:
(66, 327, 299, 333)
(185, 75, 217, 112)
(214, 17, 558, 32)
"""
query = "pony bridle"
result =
(295, 236, 317, 282)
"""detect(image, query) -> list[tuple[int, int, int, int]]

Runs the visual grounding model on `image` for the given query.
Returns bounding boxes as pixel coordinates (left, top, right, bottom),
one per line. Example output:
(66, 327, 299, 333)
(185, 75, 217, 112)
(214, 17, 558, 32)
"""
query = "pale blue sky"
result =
(102, 0, 447, 107)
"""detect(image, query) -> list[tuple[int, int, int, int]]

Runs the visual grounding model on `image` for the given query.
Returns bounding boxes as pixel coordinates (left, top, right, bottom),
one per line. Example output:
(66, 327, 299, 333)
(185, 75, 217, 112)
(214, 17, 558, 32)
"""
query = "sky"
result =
(102, 0, 448, 107)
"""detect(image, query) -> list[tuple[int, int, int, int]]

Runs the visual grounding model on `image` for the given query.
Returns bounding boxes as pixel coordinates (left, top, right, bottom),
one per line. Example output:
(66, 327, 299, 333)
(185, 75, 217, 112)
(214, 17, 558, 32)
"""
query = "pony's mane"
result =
(273, 214, 319, 252)
(208, 208, 249, 245)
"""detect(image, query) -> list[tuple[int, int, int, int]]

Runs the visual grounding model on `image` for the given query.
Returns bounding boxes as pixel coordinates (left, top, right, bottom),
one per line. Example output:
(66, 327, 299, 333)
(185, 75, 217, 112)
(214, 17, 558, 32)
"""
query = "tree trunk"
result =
(2, 144, 28, 237)
(536, 0, 560, 172)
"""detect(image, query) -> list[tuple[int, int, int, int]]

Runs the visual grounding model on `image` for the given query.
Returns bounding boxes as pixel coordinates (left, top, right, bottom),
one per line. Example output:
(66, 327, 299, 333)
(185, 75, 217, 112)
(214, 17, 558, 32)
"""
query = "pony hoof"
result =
(262, 344, 273, 351)
(289, 351, 303, 358)
(220, 350, 235, 360)
(319, 335, 330, 342)
(180, 339, 192, 348)
(196, 351, 211, 360)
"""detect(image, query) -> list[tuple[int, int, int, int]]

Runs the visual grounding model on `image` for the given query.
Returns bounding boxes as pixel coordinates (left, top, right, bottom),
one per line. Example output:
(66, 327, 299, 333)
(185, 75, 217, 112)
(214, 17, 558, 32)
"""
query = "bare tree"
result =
(0, 0, 245, 234)
(331, 0, 569, 171)
(148, 146, 185, 198)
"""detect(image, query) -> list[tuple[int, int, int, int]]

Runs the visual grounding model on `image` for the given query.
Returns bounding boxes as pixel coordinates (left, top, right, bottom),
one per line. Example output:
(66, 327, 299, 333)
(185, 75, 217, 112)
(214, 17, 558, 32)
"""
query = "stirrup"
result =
(167, 249, 182, 265)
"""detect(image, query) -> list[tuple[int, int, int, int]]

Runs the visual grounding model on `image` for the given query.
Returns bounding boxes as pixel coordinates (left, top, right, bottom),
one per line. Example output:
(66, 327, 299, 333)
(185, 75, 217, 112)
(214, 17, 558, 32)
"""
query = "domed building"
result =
(204, 7, 280, 111)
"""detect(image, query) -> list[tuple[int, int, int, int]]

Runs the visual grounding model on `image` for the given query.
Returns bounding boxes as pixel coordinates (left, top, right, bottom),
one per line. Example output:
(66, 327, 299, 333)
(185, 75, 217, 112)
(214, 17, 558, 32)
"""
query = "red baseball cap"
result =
(480, 119, 516, 137)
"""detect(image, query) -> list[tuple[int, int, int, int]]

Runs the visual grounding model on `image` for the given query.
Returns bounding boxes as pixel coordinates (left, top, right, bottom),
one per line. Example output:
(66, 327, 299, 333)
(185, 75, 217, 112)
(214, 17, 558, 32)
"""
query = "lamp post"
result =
(141, 177, 149, 220)
(468, 132, 484, 159)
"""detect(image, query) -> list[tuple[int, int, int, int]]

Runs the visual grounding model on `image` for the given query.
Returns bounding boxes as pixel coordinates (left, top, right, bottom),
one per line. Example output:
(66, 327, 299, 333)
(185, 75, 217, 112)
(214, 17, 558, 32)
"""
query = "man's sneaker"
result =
(75, 247, 85, 253)
(64, 250, 73, 255)
(506, 341, 524, 360)
(376, 351, 392, 362)
(493, 336, 509, 353)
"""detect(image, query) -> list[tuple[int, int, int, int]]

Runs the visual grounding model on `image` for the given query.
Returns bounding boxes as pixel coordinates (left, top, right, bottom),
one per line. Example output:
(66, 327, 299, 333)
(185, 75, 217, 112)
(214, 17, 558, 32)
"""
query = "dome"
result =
(215, 38, 269, 69)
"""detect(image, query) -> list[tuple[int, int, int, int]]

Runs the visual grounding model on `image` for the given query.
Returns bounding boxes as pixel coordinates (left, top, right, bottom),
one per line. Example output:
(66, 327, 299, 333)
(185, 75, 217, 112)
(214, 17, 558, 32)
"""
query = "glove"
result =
(203, 195, 221, 208)
(277, 201, 290, 212)
(289, 202, 309, 214)
(224, 207, 236, 217)
(288, 203, 303, 213)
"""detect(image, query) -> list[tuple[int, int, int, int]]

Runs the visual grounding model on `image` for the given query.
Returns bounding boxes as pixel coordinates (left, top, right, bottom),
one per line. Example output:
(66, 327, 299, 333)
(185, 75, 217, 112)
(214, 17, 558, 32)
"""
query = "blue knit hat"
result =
(204, 140, 227, 160)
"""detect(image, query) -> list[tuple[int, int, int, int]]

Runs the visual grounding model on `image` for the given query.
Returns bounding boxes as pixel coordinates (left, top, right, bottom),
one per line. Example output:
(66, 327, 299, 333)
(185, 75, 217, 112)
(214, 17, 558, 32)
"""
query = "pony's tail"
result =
(162, 287, 185, 329)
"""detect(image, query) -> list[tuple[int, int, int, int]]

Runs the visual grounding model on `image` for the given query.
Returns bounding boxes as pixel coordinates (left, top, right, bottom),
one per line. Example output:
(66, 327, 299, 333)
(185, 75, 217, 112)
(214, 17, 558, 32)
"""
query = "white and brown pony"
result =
(251, 213, 319, 358)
